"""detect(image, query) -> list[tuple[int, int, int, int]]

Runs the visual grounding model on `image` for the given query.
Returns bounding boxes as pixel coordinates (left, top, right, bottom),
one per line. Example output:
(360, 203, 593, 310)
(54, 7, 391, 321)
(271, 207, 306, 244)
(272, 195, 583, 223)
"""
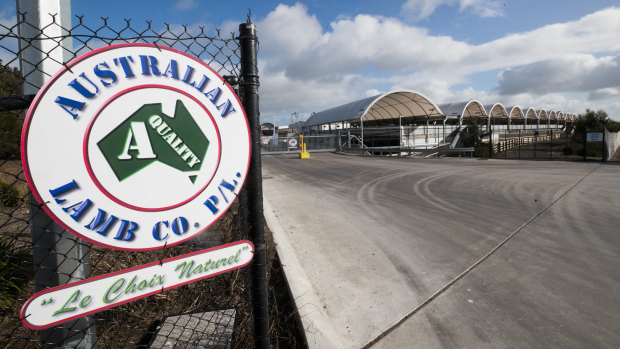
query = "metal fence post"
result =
(348, 130, 351, 149)
(239, 20, 270, 349)
(505, 129, 507, 159)
(534, 131, 537, 159)
(399, 115, 402, 156)
(337, 130, 342, 151)
(550, 131, 553, 160)
(584, 131, 587, 161)
(603, 129, 607, 162)
(489, 127, 493, 159)
(361, 118, 365, 155)
(17, 1, 96, 347)
(518, 129, 521, 159)
(566, 130, 569, 159)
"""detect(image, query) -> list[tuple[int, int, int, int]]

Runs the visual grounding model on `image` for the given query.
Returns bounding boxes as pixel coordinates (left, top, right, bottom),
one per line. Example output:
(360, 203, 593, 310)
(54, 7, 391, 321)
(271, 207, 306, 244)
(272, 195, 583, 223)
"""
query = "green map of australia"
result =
(98, 100, 209, 184)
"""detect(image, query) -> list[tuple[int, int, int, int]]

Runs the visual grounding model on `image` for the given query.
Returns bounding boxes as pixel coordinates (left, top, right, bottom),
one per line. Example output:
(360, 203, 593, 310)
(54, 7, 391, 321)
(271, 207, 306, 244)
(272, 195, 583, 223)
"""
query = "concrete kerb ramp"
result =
(263, 198, 345, 348)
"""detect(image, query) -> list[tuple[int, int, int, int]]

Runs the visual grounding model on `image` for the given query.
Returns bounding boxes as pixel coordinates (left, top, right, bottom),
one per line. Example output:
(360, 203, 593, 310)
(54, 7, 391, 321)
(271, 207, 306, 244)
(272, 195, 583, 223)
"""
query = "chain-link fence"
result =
(261, 134, 339, 154)
(488, 127, 604, 161)
(0, 10, 280, 348)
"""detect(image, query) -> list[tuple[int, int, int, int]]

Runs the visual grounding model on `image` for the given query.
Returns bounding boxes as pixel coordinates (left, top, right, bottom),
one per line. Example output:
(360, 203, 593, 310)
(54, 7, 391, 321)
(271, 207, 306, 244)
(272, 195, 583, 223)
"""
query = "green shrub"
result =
(474, 144, 490, 158)
(0, 181, 19, 207)
(576, 147, 603, 158)
(0, 234, 32, 312)
(563, 145, 576, 155)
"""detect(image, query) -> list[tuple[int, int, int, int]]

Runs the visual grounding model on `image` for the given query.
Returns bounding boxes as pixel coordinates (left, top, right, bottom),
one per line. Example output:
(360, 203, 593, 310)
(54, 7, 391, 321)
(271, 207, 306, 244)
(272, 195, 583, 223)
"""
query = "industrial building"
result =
(299, 89, 575, 153)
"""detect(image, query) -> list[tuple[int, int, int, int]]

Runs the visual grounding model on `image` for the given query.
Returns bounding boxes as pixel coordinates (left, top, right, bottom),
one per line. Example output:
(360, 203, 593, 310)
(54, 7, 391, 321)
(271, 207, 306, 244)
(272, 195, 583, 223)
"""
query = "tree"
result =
(607, 120, 620, 133)
(572, 109, 620, 158)
(461, 116, 490, 157)
(574, 109, 613, 133)
(0, 60, 23, 159)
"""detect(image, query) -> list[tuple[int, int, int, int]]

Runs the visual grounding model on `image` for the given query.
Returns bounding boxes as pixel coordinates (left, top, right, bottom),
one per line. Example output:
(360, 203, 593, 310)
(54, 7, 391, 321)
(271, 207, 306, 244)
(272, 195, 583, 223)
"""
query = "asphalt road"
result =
(262, 153, 620, 348)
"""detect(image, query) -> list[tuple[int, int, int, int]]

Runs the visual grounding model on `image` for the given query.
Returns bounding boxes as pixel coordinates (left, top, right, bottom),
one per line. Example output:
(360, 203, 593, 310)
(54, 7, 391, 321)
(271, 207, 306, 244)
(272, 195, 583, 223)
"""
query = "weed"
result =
(0, 234, 32, 313)
(0, 181, 19, 207)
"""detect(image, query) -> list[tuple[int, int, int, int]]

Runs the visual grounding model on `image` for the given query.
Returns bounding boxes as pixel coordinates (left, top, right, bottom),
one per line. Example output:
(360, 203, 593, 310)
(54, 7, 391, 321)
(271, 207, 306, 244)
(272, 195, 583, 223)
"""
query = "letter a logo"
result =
(117, 122, 157, 160)
(98, 100, 210, 183)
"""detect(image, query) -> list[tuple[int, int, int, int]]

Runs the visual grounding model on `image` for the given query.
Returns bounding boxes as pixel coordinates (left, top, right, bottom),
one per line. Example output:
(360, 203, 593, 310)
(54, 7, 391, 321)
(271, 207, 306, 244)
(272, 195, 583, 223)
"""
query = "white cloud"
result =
(255, 5, 620, 118)
(364, 89, 382, 97)
(258, 5, 620, 81)
(259, 4, 324, 60)
(173, 0, 197, 12)
(0, 7, 15, 30)
(433, 87, 590, 117)
(465, 8, 620, 73)
(218, 20, 240, 38)
(259, 61, 384, 115)
(458, 0, 504, 18)
(258, 5, 471, 79)
(0, 7, 18, 68)
(589, 88, 620, 101)
(402, 0, 504, 20)
(402, 0, 448, 20)
(497, 54, 620, 96)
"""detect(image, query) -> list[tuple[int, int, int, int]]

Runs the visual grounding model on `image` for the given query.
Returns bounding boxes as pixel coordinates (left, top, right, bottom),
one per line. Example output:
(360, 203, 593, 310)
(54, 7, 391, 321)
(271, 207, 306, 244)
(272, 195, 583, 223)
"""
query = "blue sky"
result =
(3, 0, 620, 124)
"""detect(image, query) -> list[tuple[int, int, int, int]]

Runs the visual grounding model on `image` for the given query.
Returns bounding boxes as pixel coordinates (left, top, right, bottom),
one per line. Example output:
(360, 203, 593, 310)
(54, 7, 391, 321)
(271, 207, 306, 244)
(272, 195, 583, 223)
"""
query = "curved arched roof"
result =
(439, 100, 487, 119)
(507, 106, 524, 119)
(557, 112, 564, 120)
(304, 90, 443, 127)
(548, 110, 557, 120)
(524, 107, 537, 120)
(485, 103, 508, 119)
(537, 109, 548, 120)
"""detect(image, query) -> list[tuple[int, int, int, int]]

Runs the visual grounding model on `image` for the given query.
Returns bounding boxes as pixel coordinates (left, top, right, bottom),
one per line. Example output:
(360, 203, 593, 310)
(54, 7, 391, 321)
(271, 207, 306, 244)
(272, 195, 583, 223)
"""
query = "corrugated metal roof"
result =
(304, 90, 443, 127)
(438, 100, 486, 118)
(302, 93, 576, 127)
(304, 95, 373, 127)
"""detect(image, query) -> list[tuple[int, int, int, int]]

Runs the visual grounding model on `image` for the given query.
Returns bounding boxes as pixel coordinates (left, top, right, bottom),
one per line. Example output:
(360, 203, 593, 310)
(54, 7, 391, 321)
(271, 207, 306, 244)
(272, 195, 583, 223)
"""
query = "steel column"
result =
(17, 1, 96, 347)
(239, 20, 270, 349)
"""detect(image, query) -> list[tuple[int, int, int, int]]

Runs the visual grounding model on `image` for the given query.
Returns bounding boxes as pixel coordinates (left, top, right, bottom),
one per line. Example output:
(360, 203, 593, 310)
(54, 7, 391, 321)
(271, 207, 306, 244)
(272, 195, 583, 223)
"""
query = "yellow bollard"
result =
(299, 134, 310, 159)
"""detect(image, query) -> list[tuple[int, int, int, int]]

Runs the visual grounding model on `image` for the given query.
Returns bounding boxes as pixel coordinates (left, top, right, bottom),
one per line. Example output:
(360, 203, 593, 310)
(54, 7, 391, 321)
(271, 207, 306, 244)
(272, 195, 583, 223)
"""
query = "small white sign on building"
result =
(587, 133, 603, 142)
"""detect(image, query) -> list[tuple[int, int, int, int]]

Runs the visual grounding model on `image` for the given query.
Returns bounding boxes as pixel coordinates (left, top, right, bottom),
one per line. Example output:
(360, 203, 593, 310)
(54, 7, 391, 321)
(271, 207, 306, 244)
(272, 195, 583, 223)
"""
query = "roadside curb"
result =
(262, 197, 345, 349)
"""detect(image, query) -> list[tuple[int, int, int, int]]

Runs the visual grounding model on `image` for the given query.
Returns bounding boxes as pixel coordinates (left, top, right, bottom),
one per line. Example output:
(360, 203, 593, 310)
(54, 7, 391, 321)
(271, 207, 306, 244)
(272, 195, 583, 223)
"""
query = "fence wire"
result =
(0, 13, 259, 348)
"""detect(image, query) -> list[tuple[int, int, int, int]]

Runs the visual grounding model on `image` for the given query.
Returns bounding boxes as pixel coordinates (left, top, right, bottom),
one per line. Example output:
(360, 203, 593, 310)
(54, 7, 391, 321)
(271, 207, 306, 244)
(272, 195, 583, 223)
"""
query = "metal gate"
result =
(489, 127, 596, 161)
(261, 133, 340, 154)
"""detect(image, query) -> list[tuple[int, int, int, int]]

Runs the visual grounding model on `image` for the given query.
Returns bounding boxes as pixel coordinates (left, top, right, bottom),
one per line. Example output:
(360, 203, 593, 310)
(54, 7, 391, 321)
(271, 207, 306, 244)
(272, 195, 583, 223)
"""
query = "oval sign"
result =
(21, 240, 254, 330)
(22, 43, 251, 250)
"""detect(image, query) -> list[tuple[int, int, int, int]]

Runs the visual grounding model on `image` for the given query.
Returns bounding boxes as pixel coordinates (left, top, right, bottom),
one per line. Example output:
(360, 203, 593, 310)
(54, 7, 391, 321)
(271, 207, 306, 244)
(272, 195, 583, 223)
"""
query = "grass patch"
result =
(563, 145, 576, 155)
(0, 181, 19, 207)
(0, 233, 32, 313)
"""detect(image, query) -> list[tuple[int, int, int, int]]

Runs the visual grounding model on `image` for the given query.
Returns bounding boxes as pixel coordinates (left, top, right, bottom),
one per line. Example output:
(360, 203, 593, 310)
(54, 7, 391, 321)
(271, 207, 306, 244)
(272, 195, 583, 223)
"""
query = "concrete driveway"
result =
(262, 153, 620, 348)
